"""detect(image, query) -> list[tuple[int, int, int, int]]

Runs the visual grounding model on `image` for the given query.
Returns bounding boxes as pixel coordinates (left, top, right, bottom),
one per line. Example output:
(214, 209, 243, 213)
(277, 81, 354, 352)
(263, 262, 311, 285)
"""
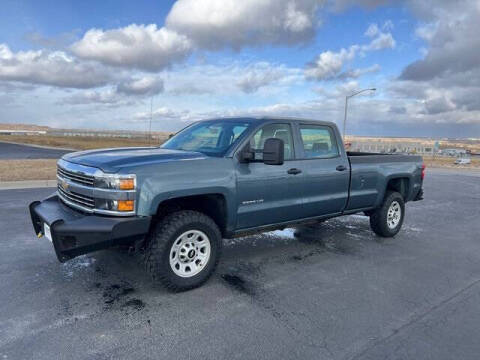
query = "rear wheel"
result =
(369, 191, 405, 237)
(144, 210, 222, 291)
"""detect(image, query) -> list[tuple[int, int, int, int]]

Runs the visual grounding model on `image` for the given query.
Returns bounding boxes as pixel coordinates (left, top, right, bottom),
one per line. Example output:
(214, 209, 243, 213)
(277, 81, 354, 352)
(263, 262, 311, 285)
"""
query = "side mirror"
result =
(263, 138, 284, 165)
(238, 143, 254, 163)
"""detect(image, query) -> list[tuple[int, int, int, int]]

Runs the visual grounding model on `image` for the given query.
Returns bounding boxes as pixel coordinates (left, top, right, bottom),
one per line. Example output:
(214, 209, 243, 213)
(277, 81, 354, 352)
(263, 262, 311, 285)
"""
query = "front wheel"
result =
(144, 210, 222, 292)
(369, 191, 405, 237)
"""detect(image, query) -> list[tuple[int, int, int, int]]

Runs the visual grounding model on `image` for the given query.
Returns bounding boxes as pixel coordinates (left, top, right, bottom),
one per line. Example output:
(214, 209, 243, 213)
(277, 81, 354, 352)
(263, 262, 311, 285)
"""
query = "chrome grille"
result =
(57, 166, 94, 187)
(58, 185, 95, 209)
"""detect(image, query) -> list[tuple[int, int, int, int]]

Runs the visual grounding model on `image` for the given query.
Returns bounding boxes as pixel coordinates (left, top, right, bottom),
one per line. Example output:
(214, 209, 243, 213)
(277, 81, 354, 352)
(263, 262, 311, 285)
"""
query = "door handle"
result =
(287, 168, 302, 175)
(336, 165, 347, 171)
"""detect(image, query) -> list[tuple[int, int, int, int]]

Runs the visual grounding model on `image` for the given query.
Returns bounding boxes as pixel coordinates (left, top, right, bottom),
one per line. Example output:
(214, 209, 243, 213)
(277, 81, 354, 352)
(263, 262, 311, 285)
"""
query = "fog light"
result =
(117, 200, 134, 212)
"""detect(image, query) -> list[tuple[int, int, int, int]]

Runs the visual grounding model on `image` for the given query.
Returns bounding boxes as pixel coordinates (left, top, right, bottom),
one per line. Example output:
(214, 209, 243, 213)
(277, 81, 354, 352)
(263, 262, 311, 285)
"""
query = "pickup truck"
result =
(30, 117, 425, 291)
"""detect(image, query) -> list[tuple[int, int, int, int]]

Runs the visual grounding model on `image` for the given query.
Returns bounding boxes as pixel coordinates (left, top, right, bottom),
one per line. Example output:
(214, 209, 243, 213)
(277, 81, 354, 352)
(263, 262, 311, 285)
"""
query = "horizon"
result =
(1, 0, 480, 138)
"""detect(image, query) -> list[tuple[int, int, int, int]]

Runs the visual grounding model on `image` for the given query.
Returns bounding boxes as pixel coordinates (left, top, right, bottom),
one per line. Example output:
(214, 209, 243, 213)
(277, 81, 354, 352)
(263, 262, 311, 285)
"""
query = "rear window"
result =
(299, 125, 339, 158)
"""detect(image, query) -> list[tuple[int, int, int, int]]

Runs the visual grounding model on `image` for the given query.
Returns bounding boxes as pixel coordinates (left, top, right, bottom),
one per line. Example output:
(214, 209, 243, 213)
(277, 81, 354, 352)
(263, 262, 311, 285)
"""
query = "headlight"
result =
(94, 174, 136, 190)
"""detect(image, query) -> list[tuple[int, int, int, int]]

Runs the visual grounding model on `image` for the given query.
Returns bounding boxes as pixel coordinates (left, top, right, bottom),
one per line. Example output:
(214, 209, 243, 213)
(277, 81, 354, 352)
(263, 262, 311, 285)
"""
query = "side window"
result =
(299, 125, 339, 158)
(250, 123, 294, 160)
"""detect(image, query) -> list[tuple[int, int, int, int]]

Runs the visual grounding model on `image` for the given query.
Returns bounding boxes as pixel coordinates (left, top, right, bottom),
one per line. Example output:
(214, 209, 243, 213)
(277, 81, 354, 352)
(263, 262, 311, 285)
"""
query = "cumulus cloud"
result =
(61, 89, 125, 105)
(305, 46, 358, 80)
(61, 76, 164, 106)
(329, 0, 389, 12)
(236, 64, 291, 93)
(0, 44, 112, 88)
(166, 0, 322, 49)
(382, 20, 394, 31)
(338, 64, 381, 79)
(423, 92, 456, 115)
(400, 4, 479, 82)
(134, 107, 191, 121)
(393, 0, 480, 122)
(71, 24, 192, 71)
(306, 25, 394, 80)
(363, 31, 395, 51)
(117, 76, 164, 96)
(364, 23, 379, 37)
(163, 61, 302, 96)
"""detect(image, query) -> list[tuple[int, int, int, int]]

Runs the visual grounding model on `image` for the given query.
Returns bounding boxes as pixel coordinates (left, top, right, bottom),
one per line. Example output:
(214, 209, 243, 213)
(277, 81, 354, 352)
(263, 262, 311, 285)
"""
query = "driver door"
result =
(235, 122, 305, 229)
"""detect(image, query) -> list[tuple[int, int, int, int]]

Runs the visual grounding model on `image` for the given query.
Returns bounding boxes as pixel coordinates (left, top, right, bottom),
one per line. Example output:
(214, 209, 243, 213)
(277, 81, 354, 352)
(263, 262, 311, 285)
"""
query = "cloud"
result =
(117, 76, 164, 96)
(0, 44, 112, 88)
(61, 89, 126, 105)
(364, 23, 379, 37)
(338, 64, 381, 79)
(71, 24, 192, 71)
(306, 25, 394, 80)
(382, 20, 394, 31)
(166, 0, 322, 50)
(61, 76, 164, 106)
(134, 107, 191, 121)
(305, 46, 358, 80)
(362, 31, 395, 50)
(328, 0, 389, 12)
(163, 61, 302, 96)
(393, 0, 480, 122)
(236, 64, 291, 93)
(401, 0, 479, 82)
(423, 92, 456, 115)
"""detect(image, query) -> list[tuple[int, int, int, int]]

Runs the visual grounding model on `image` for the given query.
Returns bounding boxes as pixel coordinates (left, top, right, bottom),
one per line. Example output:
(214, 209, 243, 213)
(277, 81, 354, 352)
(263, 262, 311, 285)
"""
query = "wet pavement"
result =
(1, 168, 480, 359)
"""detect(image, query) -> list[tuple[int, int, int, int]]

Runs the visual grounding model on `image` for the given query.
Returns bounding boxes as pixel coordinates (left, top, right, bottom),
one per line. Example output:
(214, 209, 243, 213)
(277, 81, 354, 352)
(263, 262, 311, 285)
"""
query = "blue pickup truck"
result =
(30, 117, 424, 291)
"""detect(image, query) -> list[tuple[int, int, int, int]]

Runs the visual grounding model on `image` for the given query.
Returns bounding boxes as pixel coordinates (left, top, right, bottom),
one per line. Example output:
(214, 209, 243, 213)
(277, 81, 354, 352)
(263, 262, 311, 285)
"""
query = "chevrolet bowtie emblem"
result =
(61, 179, 69, 190)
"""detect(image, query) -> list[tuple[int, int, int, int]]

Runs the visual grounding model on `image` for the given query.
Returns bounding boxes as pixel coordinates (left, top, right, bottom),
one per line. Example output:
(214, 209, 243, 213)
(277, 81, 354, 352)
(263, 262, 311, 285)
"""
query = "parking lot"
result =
(1, 168, 479, 360)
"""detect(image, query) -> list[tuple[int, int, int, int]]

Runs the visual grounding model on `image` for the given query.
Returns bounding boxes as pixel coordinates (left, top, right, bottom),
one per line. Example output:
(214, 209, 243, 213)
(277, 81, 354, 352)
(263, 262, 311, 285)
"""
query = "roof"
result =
(200, 116, 336, 127)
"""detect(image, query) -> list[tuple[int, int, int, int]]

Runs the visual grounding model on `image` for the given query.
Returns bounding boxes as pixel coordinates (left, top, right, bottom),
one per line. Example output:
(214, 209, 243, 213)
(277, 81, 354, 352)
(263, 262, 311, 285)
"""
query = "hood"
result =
(62, 147, 206, 173)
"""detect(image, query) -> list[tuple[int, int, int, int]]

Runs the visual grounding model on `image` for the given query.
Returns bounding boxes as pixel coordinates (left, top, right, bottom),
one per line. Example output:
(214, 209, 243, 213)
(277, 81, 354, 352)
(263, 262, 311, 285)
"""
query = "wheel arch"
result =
(386, 177, 411, 200)
(154, 193, 228, 237)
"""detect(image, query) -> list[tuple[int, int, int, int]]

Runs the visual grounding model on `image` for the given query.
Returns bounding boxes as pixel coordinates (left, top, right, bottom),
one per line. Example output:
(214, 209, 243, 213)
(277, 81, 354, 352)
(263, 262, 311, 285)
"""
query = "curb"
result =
(0, 180, 57, 190)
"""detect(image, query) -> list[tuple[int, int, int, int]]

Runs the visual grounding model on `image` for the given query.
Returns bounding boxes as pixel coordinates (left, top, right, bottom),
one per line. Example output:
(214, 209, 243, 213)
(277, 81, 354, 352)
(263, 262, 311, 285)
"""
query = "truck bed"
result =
(345, 151, 423, 211)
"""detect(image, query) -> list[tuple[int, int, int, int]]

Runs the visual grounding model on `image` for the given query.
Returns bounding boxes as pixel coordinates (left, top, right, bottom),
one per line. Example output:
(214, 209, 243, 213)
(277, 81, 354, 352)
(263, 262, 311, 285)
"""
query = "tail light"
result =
(421, 164, 426, 180)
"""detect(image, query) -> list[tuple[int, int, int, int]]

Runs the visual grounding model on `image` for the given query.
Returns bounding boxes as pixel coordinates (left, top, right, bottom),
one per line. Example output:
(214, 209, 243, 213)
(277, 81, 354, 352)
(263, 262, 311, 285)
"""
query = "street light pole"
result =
(343, 88, 376, 142)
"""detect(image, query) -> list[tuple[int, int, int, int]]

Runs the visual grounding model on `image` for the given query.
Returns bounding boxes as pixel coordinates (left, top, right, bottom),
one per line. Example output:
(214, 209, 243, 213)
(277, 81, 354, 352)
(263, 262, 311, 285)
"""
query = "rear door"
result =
(235, 122, 305, 229)
(296, 123, 350, 217)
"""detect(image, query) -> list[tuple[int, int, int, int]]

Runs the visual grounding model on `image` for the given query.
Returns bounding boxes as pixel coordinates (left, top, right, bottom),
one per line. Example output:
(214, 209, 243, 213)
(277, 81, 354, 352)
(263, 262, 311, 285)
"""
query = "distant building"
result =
(349, 139, 434, 154)
(440, 148, 467, 156)
(0, 129, 47, 136)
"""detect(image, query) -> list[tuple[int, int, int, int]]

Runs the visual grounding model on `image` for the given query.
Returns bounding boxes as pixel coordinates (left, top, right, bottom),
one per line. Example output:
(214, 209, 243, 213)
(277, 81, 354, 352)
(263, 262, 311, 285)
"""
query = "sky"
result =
(0, 0, 479, 138)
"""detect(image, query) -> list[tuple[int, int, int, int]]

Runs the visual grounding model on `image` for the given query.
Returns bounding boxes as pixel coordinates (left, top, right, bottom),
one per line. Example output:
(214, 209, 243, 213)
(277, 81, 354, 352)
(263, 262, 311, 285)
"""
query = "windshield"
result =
(161, 120, 252, 156)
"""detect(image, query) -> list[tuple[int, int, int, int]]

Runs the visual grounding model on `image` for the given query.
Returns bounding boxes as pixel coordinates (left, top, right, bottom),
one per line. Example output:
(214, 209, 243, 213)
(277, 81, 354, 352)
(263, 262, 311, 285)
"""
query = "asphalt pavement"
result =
(0, 141, 71, 159)
(1, 168, 480, 360)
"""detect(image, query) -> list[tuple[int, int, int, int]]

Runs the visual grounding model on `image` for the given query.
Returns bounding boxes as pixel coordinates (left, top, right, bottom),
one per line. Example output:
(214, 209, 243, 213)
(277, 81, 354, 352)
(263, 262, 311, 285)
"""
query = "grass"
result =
(0, 159, 57, 181)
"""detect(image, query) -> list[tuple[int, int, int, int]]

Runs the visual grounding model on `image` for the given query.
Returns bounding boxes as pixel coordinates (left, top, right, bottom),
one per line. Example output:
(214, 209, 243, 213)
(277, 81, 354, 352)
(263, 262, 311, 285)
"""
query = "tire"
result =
(144, 210, 222, 292)
(369, 191, 405, 238)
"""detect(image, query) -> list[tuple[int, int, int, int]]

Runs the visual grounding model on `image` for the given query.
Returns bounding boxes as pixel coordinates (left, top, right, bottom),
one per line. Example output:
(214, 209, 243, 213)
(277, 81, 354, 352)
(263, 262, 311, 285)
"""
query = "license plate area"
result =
(44, 223, 52, 242)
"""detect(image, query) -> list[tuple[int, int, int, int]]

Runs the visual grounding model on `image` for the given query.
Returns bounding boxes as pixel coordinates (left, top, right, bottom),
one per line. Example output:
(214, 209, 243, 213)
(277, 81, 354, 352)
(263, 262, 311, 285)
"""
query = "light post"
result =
(343, 88, 376, 142)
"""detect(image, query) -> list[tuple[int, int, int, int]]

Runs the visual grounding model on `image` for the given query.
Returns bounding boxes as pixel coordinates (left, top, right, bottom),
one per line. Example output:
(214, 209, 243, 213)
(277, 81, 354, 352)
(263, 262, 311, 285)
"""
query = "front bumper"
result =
(29, 194, 151, 262)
